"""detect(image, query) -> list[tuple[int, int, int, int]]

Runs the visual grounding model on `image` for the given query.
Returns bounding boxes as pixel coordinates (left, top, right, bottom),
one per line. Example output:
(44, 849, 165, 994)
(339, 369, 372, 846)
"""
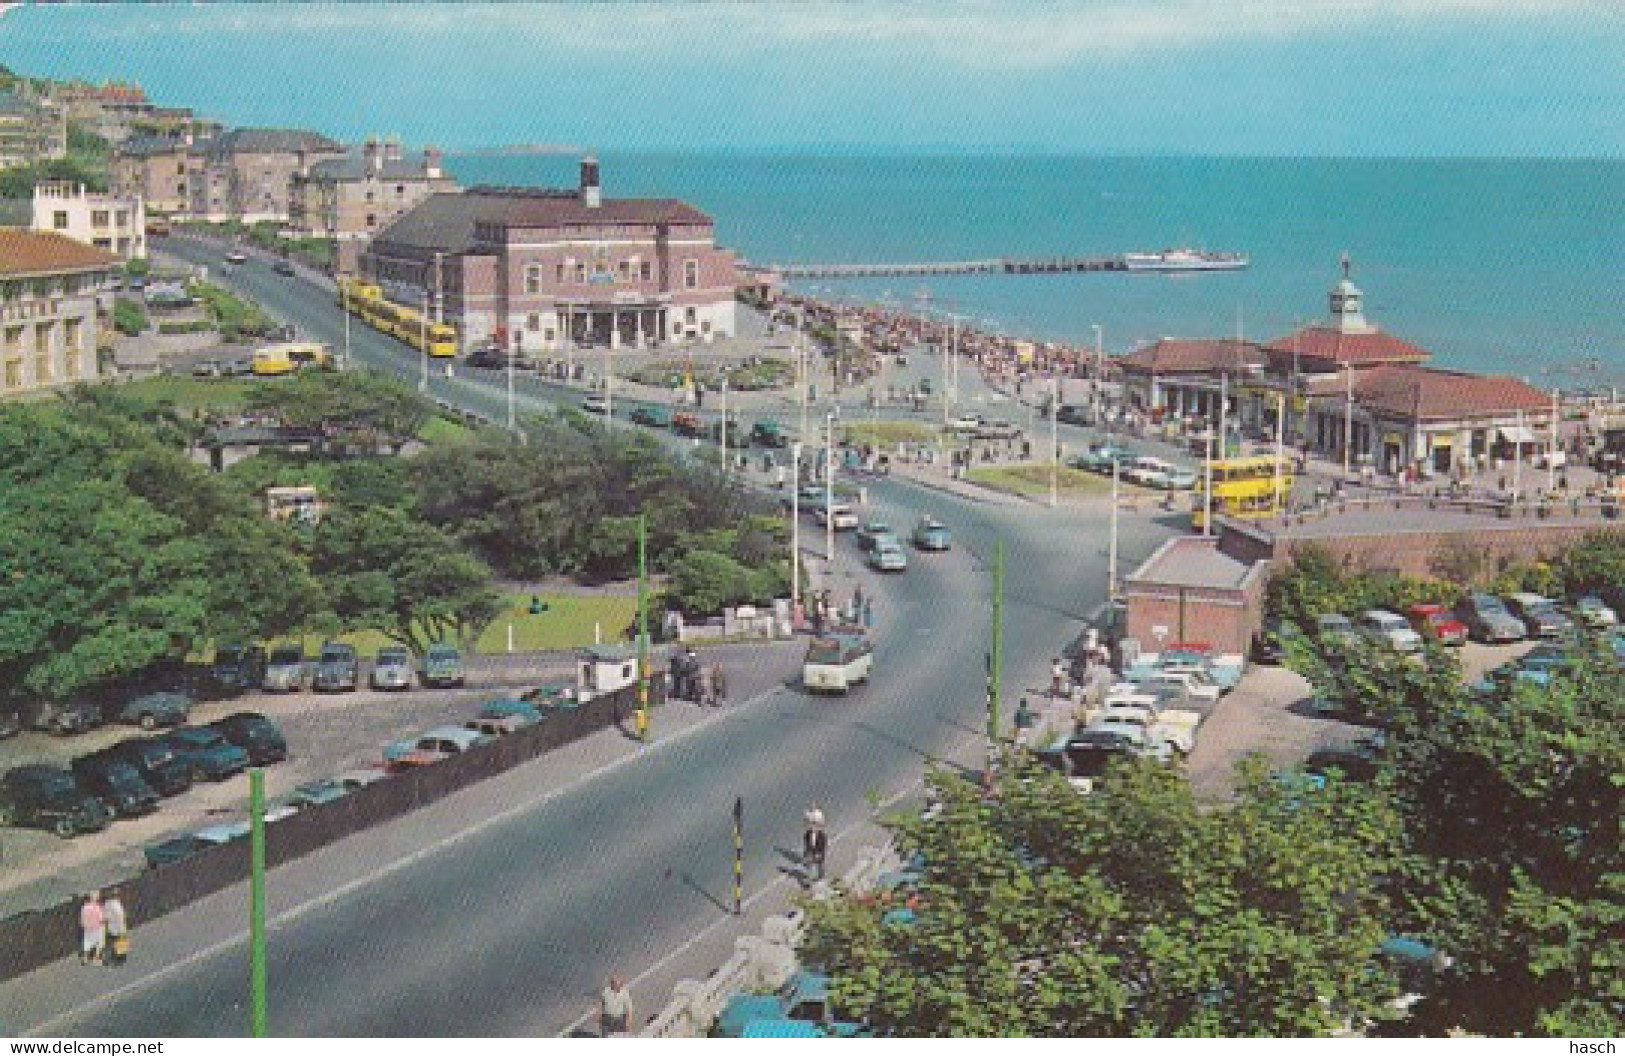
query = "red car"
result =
(1407, 603, 1468, 647)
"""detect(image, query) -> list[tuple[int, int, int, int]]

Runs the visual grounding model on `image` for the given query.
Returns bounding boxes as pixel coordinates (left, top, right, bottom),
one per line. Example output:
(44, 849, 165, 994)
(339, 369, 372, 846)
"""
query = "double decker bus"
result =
(1190, 454, 1294, 532)
(337, 276, 458, 359)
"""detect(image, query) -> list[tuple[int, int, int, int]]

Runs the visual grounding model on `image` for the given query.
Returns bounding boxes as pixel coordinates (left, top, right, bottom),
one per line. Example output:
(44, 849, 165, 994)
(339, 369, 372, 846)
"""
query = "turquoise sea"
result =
(450, 153, 1624, 385)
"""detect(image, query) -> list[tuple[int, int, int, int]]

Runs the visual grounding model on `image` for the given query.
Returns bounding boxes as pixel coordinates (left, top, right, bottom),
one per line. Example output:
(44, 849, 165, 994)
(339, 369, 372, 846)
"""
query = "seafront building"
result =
(185, 127, 345, 224)
(288, 137, 459, 274)
(0, 229, 119, 397)
(110, 134, 196, 218)
(361, 157, 740, 353)
(30, 181, 146, 262)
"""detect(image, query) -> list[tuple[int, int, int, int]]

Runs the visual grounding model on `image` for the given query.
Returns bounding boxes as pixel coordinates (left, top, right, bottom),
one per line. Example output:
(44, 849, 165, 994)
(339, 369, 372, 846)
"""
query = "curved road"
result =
(10, 243, 1175, 1036)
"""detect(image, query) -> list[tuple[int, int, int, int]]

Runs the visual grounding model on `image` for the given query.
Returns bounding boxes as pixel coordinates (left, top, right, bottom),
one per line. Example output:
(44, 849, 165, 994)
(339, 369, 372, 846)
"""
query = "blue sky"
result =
(1, 1, 1620, 156)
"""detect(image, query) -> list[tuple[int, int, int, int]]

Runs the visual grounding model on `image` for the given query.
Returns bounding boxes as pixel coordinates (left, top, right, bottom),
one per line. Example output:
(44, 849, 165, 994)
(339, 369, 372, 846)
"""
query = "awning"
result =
(1498, 426, 1537, 443)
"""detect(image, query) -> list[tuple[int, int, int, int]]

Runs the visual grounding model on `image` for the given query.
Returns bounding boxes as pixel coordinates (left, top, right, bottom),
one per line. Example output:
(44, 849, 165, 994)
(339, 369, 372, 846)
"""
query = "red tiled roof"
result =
(1263, 325, 1430, 368)
(1353, 365, 1551, 419)
(0, 230, 120, 277)
(1117, 338, 1263, 376)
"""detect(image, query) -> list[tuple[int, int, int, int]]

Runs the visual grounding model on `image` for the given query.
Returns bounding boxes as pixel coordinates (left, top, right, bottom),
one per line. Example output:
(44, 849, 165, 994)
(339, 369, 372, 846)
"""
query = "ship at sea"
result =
(1122, 248, 1249, 272)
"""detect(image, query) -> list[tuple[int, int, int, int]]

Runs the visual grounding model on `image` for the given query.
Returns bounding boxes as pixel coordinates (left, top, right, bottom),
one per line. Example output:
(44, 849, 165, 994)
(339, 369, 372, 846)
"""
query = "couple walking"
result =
(79, 889, 130, 967)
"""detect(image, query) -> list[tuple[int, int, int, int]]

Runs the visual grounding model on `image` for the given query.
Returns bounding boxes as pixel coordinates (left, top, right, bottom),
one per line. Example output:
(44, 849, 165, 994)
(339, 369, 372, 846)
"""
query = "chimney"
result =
(424, 146, 443, 180)
(384, 136, 402, 164)
(363, 136, 381, 176)
(295, 147, 308, 175)
(580, 154, 601, 209)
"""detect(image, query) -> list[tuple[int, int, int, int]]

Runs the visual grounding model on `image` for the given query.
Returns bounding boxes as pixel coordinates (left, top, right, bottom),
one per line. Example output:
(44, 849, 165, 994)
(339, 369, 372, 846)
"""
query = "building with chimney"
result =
(361, 156, 740, 352)
(186, 127, 344, 224)
(0, 229, 119, 397)
(289, 137, 458, 274)
(31, 180, 146, 261)
(111, 134, 195, 217)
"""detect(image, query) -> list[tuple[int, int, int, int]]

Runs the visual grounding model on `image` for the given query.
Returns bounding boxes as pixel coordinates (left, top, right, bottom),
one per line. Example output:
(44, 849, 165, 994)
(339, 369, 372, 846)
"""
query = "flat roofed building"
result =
(362, 157, 740, 353)
(31, 181, 146, 262)
(1121, 536, 1270, 657)
(0, 229, 119, 397)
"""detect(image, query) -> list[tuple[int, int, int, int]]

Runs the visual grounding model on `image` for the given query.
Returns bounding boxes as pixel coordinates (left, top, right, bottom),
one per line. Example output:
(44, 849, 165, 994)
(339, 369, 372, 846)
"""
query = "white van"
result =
(802, 633, 873, 694)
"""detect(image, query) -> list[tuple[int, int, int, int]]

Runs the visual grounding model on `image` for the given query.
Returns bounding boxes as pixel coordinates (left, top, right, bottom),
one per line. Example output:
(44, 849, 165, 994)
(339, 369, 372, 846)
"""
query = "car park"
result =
(1571, 594, 1618, 629)
(629, 405, 671, 428)
(107, 689, 192, 730)
(369, 646, 414, 691)
(69, 757, 159, 818)
(0, 766, 113, 837)
(1504, 593, 1574, 639)
(312, 642, 360, 692)
(867, 540, 908, 573)
(262, 644, 309, 692)
(855, 520, 894, 552)
(1406, 603, 1468, 647)
(211, 643, 267, 694)
(1357, 610, 1424, 653)
(419, 643, 466, 688)
(1455, 593, 1527, 643)
(162, 726, 250, 782)
(95, 738, 193, 797)
(384, 725, 491, 770)
(209, 712, 288, 765)
(911, 516, 951, 551)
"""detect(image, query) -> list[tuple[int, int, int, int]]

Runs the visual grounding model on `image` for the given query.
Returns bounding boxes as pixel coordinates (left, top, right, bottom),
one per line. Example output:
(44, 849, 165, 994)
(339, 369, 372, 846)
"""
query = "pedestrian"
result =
(103, 888, 129, 967)
(710, 663, 727, 707)
(683, 647, 700, 700)
(600, 975, 633, 1037)
(1050, 657, 1068, 699)
(79, 891, 104, 966)
(803, 824, 828, 881)
(862, 598, 874, 627)
(1013, 697, 1036, 746)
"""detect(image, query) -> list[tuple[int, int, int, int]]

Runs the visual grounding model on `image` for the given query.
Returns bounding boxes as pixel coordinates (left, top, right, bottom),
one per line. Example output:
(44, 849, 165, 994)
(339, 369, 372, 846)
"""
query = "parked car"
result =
(291, 766, 389, 807)
(0, 709, 19, 740)
(1505, 593, 1574, 639)
(972, 418, 1022, 441)
(311, 641, 360, 692)
(466, 714, 530, 738)
(1406, 603, 1468, 647)
(476, 698, 546, 726)
(519, 682, 583, 712)
(106, 690, 192, 730)
(1314, 613, 1359, 648)
(1055, 404, 1093, 426)
(1455, 593, 1527, 643)
(69, 757, 159, 818)
(0, 765, 112, 837)
(162, 725, 250, 782)
(143, 823, 247, 869)
(629, 404, 672, 428)
(1072, 444, 1137, 473)
(1357, 610, 1424, 653)
(1570, 594, 1619, 629)
(384, 725, 491, 771)
(911, 516, 952, 551)
(750, 419, 790, 448)
(211, 643, 267, 694)
(716, 971, 864, 1038)
(581, 393, 610, 415)
(31, 696, 106, 736)
(209, 712, 288, 766)
(262, 643, 309, 692)
(369, 646, 415, 691)
(867, 540, 908, 573)
(95, 738, 193, 797)
(854, 520, 895, 552)
(419, 643, 466, 688)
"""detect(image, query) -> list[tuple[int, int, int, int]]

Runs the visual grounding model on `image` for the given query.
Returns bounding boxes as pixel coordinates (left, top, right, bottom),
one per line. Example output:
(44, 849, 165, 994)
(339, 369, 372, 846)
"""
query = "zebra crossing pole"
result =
(732, 796, 744, 915)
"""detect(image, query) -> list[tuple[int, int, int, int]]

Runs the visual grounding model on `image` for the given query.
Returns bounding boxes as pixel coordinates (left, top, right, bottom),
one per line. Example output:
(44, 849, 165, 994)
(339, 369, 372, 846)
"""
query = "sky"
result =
(0, 1, 1620, 156)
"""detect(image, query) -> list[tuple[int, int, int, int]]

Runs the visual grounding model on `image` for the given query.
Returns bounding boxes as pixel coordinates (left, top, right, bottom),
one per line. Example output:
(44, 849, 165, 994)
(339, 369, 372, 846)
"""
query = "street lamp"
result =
(790, 440, 803, 629)
(1049, 375, 1060, 508)
(825, 408, 839, 563)
(719, 375, 729, 471)
(418, 288, 429, 393)
(1091, 322, 1104, 388)
(1107, 455, 1121, 600)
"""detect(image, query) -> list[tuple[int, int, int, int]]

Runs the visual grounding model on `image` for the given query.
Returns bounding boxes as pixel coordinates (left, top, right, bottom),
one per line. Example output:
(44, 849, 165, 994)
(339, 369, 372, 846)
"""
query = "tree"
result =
(244, 370, 431, 455)
(802, 754, 1406, 1037)
(112, 297, 148, 337)
(308, 506, 500, 654)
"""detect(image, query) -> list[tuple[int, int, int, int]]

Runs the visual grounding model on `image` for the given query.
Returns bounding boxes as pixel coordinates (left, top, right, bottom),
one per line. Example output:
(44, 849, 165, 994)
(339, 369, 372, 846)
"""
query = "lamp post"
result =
(719, 375, 729, 472)
(1049, 375, 1060, 508)
(603, 341, 613, 430)
(506, 332, 518, 430)
(435, 251, 450, 379)
(340, 281, 351, 372)
(1548, 387, 1560, 494)
(1091, 323, 1103, 386)
(1107, 455, 1121, 600)
(418, 288, 429, 393)
(825, 408, 838, 563)
(790, 440, 802, 629)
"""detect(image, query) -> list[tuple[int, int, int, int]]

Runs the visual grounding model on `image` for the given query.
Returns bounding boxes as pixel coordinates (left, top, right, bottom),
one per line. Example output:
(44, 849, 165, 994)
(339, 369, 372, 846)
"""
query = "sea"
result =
(449, 153, 1624, 387)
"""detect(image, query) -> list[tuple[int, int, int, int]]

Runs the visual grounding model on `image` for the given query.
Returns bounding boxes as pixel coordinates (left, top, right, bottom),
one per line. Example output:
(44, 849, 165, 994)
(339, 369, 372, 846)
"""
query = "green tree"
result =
(112, 297, 148, 336)
(244, 370, 431, 455)
(802, 755, 1406, 1037)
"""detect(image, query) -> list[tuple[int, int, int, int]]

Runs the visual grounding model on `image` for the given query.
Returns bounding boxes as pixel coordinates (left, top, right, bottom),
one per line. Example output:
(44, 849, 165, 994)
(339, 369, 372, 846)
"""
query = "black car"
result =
(69, 757, 160, 818)
(311, 642, 360, 693)
(105, 689, 193, 730)
(162, 726, 250, 782)
(0, 765, 113, 837)
(96, 738, 193, 797)
(211, 643, 268, 695)
(209, 712, 288, 766)
(1055, 404, 1093, 426)
(30, 697, 105, 736)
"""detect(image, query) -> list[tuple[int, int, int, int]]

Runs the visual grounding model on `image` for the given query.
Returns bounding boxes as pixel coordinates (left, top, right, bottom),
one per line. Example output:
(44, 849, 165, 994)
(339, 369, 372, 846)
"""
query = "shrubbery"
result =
(111, 297, 148, 336)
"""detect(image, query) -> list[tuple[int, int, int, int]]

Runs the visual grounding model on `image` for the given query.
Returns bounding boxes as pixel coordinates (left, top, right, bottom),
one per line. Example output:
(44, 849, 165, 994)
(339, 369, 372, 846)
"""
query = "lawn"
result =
(840, 421, 938, 448)
(419, 413, 474, 445)
(256, 593, 643, 657)
(965, 463, 1125, 497)
(118, 375, 258, 414)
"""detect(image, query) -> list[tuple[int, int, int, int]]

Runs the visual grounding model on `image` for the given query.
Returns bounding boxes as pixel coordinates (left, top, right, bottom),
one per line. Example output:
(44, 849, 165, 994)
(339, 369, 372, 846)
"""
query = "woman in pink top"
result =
(79, 891, 105, 965)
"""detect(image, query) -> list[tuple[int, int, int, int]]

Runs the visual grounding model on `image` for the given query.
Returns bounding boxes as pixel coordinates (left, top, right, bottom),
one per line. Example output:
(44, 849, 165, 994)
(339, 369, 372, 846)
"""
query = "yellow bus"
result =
(1190, 454, 1294, 532)
(336, 277, 458, 358)
(251, 342, 333, 376)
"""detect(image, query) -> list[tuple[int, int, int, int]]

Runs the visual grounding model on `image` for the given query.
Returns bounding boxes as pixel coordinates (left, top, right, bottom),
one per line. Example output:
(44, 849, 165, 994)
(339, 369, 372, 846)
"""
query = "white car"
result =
(815, 503, 859, 530)
(1357, 609, 1424, 653)
(1571, 594, 1618, 628)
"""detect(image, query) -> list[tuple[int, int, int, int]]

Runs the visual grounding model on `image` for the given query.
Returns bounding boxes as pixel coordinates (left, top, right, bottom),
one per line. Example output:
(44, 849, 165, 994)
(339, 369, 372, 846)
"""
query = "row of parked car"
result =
(0, 713, 288, 840)
(227, 641, 469, 695)
(1071, 445, 1199, 489)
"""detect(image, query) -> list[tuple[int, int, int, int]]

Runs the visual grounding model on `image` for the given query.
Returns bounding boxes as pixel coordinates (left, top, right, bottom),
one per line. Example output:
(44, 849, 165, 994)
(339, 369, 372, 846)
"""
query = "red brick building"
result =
(361, 158, 741, 354)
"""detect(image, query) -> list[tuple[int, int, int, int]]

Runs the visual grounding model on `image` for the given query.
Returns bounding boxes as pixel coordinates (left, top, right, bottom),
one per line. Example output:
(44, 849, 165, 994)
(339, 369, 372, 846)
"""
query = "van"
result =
(802, 633, 873, 695)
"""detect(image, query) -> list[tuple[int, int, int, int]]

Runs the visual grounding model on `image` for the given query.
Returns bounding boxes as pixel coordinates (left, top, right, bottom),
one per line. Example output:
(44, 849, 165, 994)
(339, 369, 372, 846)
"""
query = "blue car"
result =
(910, 516, 952, 552)
(163, 725, 250, 782)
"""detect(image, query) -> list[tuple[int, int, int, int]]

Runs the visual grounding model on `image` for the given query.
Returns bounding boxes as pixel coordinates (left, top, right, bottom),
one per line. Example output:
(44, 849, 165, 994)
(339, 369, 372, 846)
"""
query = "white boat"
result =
(1123, 248, 1248, 272)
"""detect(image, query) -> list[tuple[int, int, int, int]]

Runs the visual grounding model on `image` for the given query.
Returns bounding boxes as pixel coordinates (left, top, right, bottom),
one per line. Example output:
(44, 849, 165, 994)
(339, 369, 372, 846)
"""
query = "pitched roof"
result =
(117, 134, 192, 159)
(1263, 324, 1430, 367)
(467, 185, 713, 228)
(305, 149, 448, 182)
(0, 91, 38, 117)
(204, 127, 343, 159)
(1353, 364, 1551, 420)
(1117, 338, 1263, 376)
(0, 229, 120, 277)
(369, 192, 484, 256)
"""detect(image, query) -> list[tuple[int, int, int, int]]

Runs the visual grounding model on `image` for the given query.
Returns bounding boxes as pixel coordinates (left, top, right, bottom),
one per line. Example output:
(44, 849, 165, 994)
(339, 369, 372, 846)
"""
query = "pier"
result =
(765, 256, 1129, 279)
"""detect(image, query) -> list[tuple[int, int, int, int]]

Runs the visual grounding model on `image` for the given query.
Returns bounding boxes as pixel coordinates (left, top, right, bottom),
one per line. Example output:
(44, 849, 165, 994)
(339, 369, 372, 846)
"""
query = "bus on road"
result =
(802, 633, 873, 695)
(1190, 454, 1293, 532)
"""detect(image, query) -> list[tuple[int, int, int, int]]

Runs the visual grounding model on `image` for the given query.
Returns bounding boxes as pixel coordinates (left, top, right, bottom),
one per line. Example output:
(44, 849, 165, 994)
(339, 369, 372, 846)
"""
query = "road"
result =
(13, 243, 1176, 1036)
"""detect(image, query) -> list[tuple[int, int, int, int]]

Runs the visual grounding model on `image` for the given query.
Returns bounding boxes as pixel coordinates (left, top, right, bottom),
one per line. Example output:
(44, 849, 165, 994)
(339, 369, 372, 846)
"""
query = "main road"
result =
(18, 242, 1175, 1036)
